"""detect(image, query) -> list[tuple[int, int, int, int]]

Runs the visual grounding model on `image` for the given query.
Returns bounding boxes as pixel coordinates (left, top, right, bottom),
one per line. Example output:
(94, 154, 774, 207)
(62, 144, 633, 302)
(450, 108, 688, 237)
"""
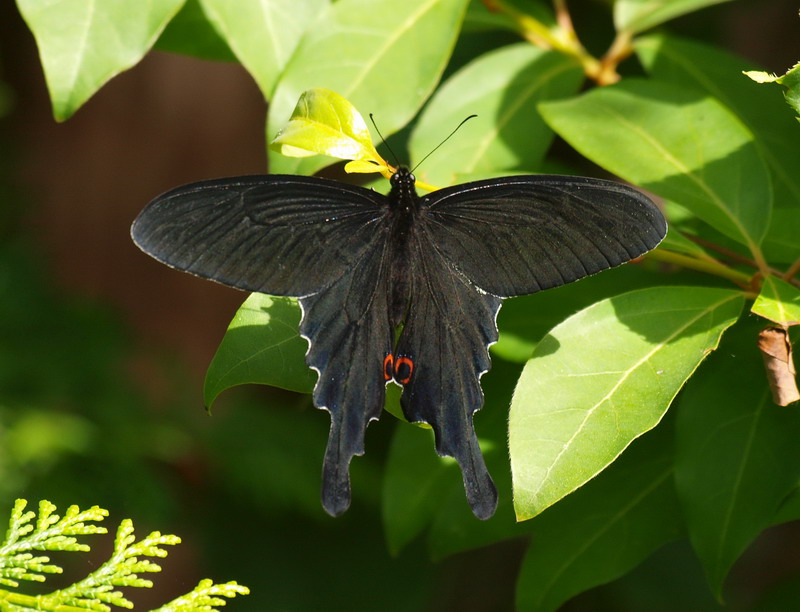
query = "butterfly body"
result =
(132, 167, 666, 520)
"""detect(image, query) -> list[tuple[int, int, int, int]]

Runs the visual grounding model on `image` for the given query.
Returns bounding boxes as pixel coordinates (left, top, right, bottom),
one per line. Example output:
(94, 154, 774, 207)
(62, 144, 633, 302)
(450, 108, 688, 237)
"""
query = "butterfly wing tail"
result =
(444, 428, 498, 520)
(320, 417, 357, 516)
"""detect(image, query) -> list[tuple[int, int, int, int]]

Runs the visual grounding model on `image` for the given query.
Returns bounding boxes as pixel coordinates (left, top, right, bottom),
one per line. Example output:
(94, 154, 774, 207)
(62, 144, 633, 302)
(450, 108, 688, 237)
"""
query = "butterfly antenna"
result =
(411, 114, 477, 173)
(369, 113, 401, 168)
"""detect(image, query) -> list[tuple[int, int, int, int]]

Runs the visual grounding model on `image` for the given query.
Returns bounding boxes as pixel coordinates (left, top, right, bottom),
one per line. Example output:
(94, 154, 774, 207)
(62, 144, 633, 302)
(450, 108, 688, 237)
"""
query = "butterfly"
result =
(131, 167, 666, 520)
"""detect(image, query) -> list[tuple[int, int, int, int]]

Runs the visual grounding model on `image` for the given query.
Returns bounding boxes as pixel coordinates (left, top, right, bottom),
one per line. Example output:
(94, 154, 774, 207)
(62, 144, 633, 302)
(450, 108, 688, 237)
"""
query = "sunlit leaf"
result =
(614, 0, 732, 34)
(539, 80, 772, 255)
(204, 294, 314, 408)
(745, 61, 800, 121)
(408, 44, 583, 187)
(267, 0, 469, 175)
(751, 276, 800, 326)
(199, 0, 328, 98)
(270, 88, 385, 169)
(17, 0, 185, 121)
(510, 286, 744, 520)
(635, 34, 800, 262)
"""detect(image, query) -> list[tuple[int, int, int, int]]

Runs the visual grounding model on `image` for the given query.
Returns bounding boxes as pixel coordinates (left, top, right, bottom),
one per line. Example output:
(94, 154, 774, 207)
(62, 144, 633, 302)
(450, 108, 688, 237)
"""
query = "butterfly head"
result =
(389, 166, 420, 211)
(390, 166, 416, 187)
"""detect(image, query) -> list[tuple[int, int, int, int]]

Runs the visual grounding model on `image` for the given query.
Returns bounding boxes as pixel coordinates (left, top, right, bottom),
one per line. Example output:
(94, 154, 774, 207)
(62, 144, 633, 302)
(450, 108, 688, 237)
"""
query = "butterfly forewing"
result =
(131, 175, 388, 297)
(420, 175, 666, 298)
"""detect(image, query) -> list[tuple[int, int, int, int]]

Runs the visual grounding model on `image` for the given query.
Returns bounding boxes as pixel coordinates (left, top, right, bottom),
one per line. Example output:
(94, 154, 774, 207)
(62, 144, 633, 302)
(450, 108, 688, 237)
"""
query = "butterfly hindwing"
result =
(131, 175, 388, 296)
(393, 225, 502, 519)
(299, 228, 394, 516)
(421, 175, 666, 298)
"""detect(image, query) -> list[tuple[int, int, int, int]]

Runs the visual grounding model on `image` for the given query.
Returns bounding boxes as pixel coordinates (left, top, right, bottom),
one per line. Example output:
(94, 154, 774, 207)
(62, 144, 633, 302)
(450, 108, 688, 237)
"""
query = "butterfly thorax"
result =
(387, 167, 421, 327)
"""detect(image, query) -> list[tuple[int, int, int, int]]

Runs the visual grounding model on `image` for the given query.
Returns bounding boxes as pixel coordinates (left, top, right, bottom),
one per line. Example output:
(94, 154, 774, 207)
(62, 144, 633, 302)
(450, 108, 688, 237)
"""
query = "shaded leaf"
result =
(408, 44, 583, 187)
(382, 424, 457, 555)
(267, 0, 469, 175)
(199, 0, 328, 98)
(752, 276, 800, 326)
(154, 0, 236, 61)
(516, 424, 683, 612)
(675, 319, 800, 597)
(614, 0, 732, 34)
(635, 34, 800, 262)
(539, 79, 772, 255)
(17, 0, 185, 121)
(204, 294, 314, 408)
(510, 286, 744, 520)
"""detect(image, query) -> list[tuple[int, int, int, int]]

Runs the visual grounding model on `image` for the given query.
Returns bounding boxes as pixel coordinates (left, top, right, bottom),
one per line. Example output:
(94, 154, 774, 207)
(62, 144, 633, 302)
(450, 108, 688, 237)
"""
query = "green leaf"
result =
(17, 0, 186, 121)
(266, 0, 469, 175)
(516, 424, 683, 612)
(613, 0, 732, 34)
(199, 0, 328, 98)
(539, 79, 773, 255)
(270, 88, 384, 166)
(509, 286, 744, 521)
(657, 226, 713, 258)
(635, 34, 800, 262)
(382, 425, 457, 555)
(154, 0, 236, 61)
(745, 60, 800, 121)
(204, 294, 315, 409)
(752, 276, 800, 326)
(408, 44, 583, 187)
(674, 319, 800, 597)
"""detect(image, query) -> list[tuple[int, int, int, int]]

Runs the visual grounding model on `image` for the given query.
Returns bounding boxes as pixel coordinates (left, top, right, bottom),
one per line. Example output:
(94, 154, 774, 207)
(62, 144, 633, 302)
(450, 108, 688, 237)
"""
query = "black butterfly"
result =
(131, 168, 666, 520)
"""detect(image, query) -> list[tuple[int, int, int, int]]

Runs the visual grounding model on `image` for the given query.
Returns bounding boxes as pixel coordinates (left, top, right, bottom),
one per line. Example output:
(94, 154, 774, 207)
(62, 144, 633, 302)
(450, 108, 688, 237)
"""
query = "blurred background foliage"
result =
(1, 1, 799, 610)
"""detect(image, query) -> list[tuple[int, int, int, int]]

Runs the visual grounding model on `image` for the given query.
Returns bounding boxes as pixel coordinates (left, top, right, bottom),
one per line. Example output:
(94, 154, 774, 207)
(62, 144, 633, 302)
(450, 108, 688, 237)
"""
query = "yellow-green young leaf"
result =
(344, 160, 387, 174)
(204, 294, 315, 409)
(509, 286, 744, 521)
(751, 276, 800, 326)
(270, 89, 385, 167)
(613, 0, 732, 34)
(745, 61, 800, 121)
(17, 0, 185, 121)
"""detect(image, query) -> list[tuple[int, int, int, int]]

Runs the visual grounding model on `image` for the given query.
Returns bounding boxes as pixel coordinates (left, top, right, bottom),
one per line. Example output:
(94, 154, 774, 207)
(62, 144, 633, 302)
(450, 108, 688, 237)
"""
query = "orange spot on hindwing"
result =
(383, 353, 394, 381)
(383, 353, 414, 384)
(394, 356, 414, 384)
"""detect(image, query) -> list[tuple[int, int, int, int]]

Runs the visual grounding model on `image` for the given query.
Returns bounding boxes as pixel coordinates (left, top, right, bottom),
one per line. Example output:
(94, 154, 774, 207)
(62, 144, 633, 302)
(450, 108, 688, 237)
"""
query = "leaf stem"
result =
(484, 0, 629, 84)
(649, 249, 754, 289)
(782, 257, 800, 282)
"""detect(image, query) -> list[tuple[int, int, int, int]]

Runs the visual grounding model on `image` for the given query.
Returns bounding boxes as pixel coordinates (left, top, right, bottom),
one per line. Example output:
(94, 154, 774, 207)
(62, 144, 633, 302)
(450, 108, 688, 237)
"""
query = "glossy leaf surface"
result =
(18, 0, 185, 121)
(510, 286, 744, 520)
(408, 44, 583, 186)
(199, 0, 328, 98)
(539, 79, 772, 254)
(204, 294, 314, 408)
(636, 34, 800, 262)
(267, 0, 469, 175)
